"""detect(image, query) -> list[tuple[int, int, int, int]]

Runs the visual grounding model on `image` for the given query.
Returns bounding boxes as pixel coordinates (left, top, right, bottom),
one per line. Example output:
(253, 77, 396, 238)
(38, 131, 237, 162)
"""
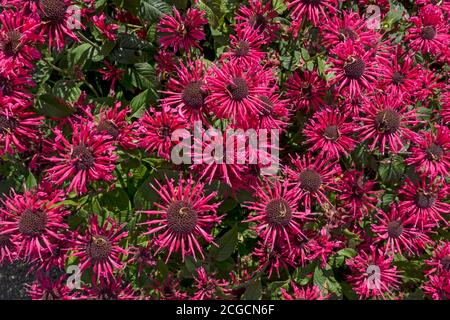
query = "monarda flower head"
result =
(137, 107, 187, 160)
(221, 26, 266, 67)
(234, 0, 279, 42)
(346, 246, 402, 300)
(161, 59, 209, 123)
(0, 189, 68, 261)
(407, 125, 449, 178)
(45, 121, 118, 195)
(288, 0, 338, 27)
(280, 282, 330, 300)
(205, 60, 272, 127)
(192, 267, 230, 300)
(303, 108, 356, 160)
(71, 216, 128, 282)
(285, 70, 327, 113)
(284, 153, 341, 210)
(0, 103, 43, 155)
(371, 205, 432, 256)
(141, 175, 222, 262)
(0, 8, 41, 69)
(37, 0, 83, 50)
(328, 41, 380, 98)
(157, 7, 208, 52)
(355, 94, 419, 154)
(244, 178, 310, 251)
(397, 177, 450, 229)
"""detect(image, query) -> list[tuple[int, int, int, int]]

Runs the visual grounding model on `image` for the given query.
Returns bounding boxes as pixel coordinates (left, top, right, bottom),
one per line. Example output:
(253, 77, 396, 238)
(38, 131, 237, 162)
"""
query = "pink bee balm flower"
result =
(371, 205, 432, 256)
(37, 0, 83, 50)
(303, 108, 356, 160)
(397, 177, 450, 229)
(328, 41, 380, 98)
(252, 240, 296, 278)
(288, 0, 338, 26)
(0, 189, 68, 261)
(45, 122, 118, 195)
(27, 275, 78, 300)
(407, 125, 449, 178)
(405, 6, 449, 55)
(192, 267, 230, 300)
(320, 10, 379, 49)
(423, 274, 450, 300)
(244, 178, 310, 250)
(221, 27, 266, 67)
(284, 153, 341, 210)
(338, 170, 379, 220)
(0, 9, 41, 69)
(71, 216, 128, 282)
(161, 59, 209, 123)
(0, 232, 16, 264)
(280, 282, 330, 300)
(285, 70, 327, 113)
(91, 13, 119, 42)
(425, 241, 450, 276)
(157, 7, 208, 52)
(306, 228, 343, 268)
(0, 103, 43, 155)
(205, 61, 272, 126)
(137, 107, 187, 160)
(234, 0, 279, 42)
(355, 94, 419, 154)
(346, 246, 402, 300)
(141, 175, 222, 262)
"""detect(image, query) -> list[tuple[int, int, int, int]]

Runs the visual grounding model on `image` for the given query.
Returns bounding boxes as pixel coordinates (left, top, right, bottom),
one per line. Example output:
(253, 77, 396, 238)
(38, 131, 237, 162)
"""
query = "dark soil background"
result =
(0, 262, 32, 300)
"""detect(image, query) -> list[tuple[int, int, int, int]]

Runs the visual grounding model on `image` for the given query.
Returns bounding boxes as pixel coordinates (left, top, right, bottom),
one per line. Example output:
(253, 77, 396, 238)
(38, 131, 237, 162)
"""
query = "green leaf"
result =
(67, 43, 99, 68)
(139, 0, 172, 22)
(25, 171, 37, 190)
(129, 63, 157, 90)
(213, 226, 239, 262)
(242, 278, 262, 300)
(130, 89, 157, 116)
(52, 80, 82, 102)
(36, 94, 74, 118)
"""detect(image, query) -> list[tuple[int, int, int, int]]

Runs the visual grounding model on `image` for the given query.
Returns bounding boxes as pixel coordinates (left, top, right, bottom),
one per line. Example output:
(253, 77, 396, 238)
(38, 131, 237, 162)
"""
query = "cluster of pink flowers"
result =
(0, 0, 448, 300)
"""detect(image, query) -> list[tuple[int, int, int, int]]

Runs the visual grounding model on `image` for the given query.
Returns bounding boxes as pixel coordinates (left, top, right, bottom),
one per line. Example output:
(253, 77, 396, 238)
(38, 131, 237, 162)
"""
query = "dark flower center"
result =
(301, 84, 313, 98)
(258, 95, 273, 116)
(426, 143, 444, 161)
(157, 125, 171, 139)
(415, 191, 436, 209)
(249, 14, 267, 31)
(40, 0, 68, 22)
(0, 115, 19, 133)
(227, 77, 249, 102)
(352, 175, 366, 198)
(234, 40, 250, 57)
(0, 76, 13, 96)
(18, 209, 48, 236)
(265, 198, 292, 227)
(88, 235, 112, 260)
(392, 71, 405, 85)
(323, 125, 340, 141)
(421, 26, 436, 40)
(166, 200, 198, 234)
(298, 169, 322, 192)
(387, 220, 403, 238)
(375, 109, 401, 134)
(344, 57, 366, 80)
(97, 120, 120, 139)
(441, 255, 450, 272)
(338, 28, 358, 41)
(1, 31, 22, 57)
(182, 81, 206, 109)
(72, 144, 95, 170)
